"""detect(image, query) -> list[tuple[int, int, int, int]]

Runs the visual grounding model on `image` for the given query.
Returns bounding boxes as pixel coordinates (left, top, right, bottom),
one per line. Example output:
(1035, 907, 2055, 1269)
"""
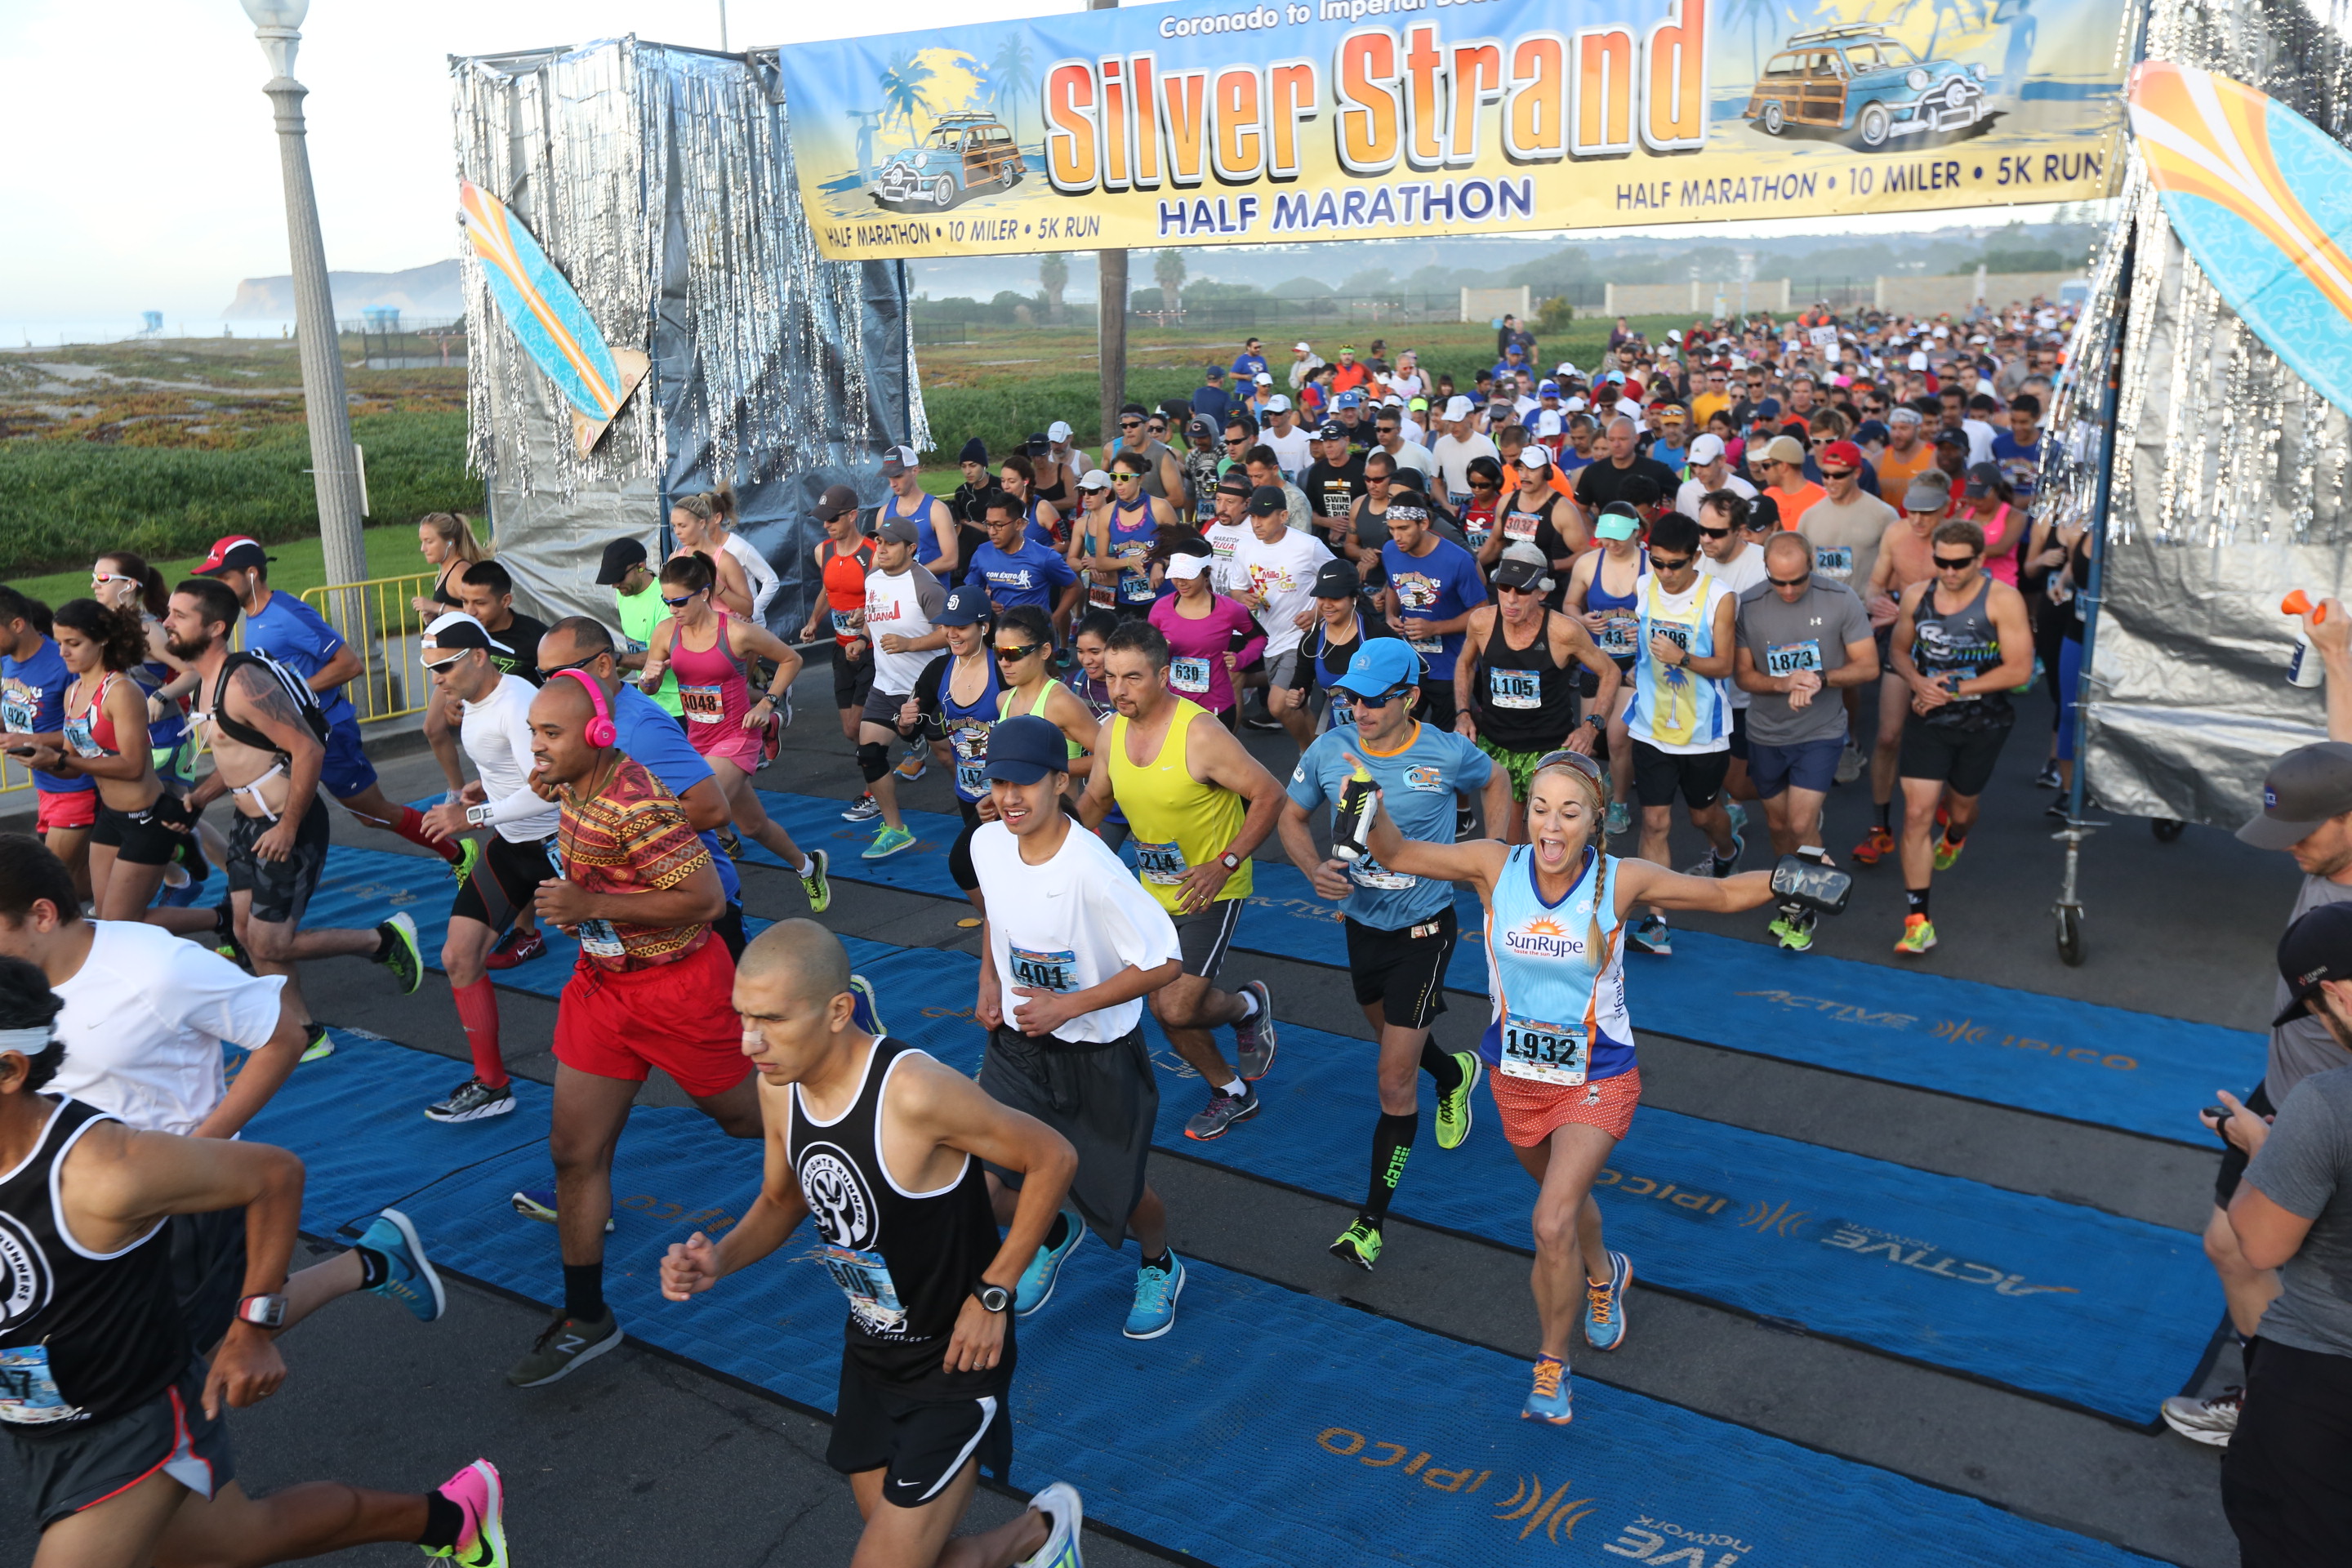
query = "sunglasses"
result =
(1697, 524, 1732, 538)
(1646, 552, 1695, 571)
(995, 642, 1044, 664)
(541, 653, 604, 677)
(1224, 435, 1248, 446)
(1766, 572, 1811, 587)
(660, 591, 702, 608)
(1362, 684, 1416, 706)
(421, 655, 468, 674)
(1933, 554, 1980, 569)
(1498, 581, 1545, 596)
(91, 572, 136, 588)
(1120, 418, 1143, 428)
(1112, 473, 1142, 483)
(1819, 467, 1855, 480)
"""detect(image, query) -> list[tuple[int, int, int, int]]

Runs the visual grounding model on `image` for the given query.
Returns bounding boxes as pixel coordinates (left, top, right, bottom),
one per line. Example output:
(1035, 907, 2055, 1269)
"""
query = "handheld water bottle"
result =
(2283, 590, 2330, 689)
(1330, 761, 1379, 863)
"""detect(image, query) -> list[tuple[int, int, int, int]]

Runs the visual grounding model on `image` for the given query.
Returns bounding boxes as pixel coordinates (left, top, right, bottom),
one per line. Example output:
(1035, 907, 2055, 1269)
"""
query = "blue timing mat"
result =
(253, 1030, 2155, 1567)
(834, 938, 2219, 1425)
(742, 790, 2264, 1147)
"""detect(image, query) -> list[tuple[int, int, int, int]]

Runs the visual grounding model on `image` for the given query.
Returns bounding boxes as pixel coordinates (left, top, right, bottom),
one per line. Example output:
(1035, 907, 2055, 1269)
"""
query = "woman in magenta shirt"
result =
(1149, 539, 1264, 725)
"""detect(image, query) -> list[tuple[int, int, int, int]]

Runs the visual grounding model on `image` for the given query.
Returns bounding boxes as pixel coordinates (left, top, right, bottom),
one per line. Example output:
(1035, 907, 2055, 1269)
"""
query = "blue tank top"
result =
(1107, 497, 1158, 606)
(127, 622, 189, 764)
(938, 653, 1002, 802)
(1024, 497, 1059, 551)
(1479, 845, 1636, 1084)
(1584, 555, 1644, 666)
(887, 491, 947, 572)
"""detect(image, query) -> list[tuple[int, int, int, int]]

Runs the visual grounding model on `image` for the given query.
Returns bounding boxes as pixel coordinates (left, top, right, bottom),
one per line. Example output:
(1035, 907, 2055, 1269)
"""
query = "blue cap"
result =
(1335, 389, 1365, 409)
(1539, 380, 1560, 396)
(1332, 638, 1423, 699)
(982, 715, 1067, 785)
(934, 582, 991, 626)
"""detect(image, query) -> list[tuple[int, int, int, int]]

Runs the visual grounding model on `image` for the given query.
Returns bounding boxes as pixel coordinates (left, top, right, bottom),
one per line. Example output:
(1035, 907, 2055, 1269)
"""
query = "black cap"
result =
(1187, 416, 1215, 440)
(1932, 427, 1970, 449)
(1023, 432, 1050, 456)
(595, 537, 648, 586)
(2274, 900, 2352, 1025)
(983, 715, 1068, 786)
(2239, 742, 2352, 850)
(1316, 421, 1346, 441)
(1248, 484, 1288, 517)
(1311, 559, 1361, 599)
(1493, 555, 1550, 592)
(815, 483, 861, 523)
(420, 611, 514, 661)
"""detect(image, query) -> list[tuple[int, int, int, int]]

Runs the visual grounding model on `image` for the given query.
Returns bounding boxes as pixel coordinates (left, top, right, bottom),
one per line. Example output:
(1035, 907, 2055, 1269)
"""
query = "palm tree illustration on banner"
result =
(1724, 0, 1783, 78)
(991, 35, 1038, 149)
(877, 50, 934, 145)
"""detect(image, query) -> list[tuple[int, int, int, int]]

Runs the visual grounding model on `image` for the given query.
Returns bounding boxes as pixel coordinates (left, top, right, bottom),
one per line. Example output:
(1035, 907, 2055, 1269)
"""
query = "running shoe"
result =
(1456, 800, 1477, 840)
(1626, 914, 1671, 956)
(1232, 981, 1276, 1080)
(449, 835, 480, 885)
(162, 859, 190, 891)
(1521, 1356, 1573, 1424)
(2033, 760, 2062, 789)
(506, 1307, 621, 1387)
(425, 1077, 515, 1125)
(1894, 914, 1938, 956)
(1768, 909, 1817, 952)
(1834, 742, 1865, 786)
(862, 823, 916, 860)
(717, 826, 744, 860)
(300, 1022, 335, 1063)
(483, 928, 546, 970)
(1015, 1212, 1088, 1316)
(1724, 800, 1748, 861)
(1680, 851, 1735, 880)
(1851, 826, 1895, 866)
(849, 973, 884, 1036)
(1433, 1053, 1481, 1150)
(2044, 793, 2071, 821)
(1329, 1218, 1383, 1272)
(510, 1187, 612, 1232)
(1241, 709, 1285, 733)
(800, 848, 833, 913)
(2159, 1386, 2242, 1448)
(1124, 1252, 1185, 1339)
(376, 913, 424, 995)
(1183, 1084, 1260, 1140)
(841, 792, 881, 822)
(1016, 1481, 1086, 1568)
(1604, 799, 1631, 839)
(761, 707, 784, 766)
(356, 1208, 446, 1324)
(422, 1459, 506, 1566)
(1931, 831, 1965, 871)
(896, 746, 929, 782)
(1584, 1250, 1631, 1351)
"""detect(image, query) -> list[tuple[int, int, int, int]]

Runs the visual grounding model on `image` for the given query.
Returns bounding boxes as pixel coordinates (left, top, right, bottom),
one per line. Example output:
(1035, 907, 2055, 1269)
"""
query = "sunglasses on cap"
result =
(994, 641, 1044, 664)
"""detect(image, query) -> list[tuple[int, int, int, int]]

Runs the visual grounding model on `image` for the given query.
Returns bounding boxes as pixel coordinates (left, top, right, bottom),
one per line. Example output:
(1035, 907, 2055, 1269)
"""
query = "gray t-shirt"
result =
(2271, 875, 2352, 1098)
(1736, 577, 1874, 747)
(1796, 492, 1900, 595)
(2241, 1067, 2352, 1358)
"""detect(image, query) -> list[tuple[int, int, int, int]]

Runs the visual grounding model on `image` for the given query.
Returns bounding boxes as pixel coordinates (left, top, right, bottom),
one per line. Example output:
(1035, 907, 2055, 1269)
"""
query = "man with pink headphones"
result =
(504, 670, 763, 1389)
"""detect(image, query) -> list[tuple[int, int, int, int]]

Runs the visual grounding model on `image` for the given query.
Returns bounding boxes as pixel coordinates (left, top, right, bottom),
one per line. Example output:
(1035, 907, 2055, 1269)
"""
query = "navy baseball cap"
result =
(1333, 639, 1421, 698)
(983, 715, 1068, 785)
(934, 582, 991, 626)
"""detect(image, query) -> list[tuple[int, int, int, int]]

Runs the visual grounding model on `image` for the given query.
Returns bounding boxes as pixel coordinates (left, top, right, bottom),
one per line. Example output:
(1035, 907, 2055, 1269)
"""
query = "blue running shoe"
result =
(1584, 1250, 1631, 1351)
(1724, 800, 1748, 863)
(356, 1208, 445, 1324)
(849, 973, 884, 1037)
(1015, 1212, 1087, 1317)
(1123, 1252, 1185, 1340)
(510, 1187, 613, 1233)
(1522, 1356, 1574, 1424)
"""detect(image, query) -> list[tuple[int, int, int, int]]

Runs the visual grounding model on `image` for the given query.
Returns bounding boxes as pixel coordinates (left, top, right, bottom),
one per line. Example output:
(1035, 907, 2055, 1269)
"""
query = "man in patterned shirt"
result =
(507, 674, 762, 1389)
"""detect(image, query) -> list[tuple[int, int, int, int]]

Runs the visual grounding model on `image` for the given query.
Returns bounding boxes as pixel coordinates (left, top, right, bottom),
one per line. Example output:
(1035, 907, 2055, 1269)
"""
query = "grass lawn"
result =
(4, 521, 456, 616)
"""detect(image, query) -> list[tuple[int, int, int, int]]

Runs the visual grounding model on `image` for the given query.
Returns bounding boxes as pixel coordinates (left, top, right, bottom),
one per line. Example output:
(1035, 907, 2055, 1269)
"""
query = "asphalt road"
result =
(0, 664, 2287, 1567)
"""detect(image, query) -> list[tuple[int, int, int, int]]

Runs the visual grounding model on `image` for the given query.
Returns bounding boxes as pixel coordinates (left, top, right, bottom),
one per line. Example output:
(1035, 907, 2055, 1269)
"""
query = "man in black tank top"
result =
(0, 959, 510, 1563)
(661, 921, 1087, 1568)
(1454, 550, 1619, 842)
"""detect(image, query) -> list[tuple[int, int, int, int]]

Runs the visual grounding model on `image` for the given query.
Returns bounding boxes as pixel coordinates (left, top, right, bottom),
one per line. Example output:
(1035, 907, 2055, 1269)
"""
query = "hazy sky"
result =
(1, 0, 2078, 328)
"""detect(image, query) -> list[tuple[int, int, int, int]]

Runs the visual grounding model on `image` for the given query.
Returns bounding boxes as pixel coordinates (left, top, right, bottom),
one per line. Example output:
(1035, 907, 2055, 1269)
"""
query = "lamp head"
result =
(242, 0, 309, 80)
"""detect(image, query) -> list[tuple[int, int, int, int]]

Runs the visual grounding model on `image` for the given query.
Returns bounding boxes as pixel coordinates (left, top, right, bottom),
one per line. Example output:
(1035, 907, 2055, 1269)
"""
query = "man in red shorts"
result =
(509, 672, 762, 1388)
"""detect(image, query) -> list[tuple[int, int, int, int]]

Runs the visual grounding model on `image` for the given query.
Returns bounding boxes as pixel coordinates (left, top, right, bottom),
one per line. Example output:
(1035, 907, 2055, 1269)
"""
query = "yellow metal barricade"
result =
(301, 572, 442, 724)
(0, 751, 33, 796)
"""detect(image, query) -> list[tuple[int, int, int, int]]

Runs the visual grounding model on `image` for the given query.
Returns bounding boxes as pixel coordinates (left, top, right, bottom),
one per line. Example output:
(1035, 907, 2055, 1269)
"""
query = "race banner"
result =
(777, 0, 2132, 260)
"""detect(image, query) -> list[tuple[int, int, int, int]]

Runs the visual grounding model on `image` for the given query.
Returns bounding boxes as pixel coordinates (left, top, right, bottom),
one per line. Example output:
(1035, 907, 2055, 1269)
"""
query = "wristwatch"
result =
(465, 803, 493, 826)
(235, 1294, 289, 1329)
(973, 1283, 1010, 1314)
(1584, 714, 1604, 729)
(1218, 851, 1242, 871)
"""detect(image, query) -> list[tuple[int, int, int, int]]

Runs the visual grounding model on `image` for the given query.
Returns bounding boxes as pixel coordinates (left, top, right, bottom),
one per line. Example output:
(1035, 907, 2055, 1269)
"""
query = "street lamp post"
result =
(242, 0, 368, 590)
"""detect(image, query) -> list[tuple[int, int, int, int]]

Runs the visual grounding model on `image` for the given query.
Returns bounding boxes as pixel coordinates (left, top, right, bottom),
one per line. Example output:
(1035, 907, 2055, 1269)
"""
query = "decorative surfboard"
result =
(2127, 62, 2352, 416)
(458, 181, 650, 457)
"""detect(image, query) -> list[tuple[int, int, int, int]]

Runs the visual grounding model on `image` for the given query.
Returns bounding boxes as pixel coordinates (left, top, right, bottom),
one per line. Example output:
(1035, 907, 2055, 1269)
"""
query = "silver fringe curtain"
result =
(2048, 0, 2352, 824)
(452, 38, 929, 634)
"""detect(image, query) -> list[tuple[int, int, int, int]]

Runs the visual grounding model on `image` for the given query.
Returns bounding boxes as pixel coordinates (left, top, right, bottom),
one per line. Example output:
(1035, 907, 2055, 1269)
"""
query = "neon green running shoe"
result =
(1434, 1052, 1481, 1150)
(374, 912, 424, 995)
(1931, 832, 1965, 872)
(800, 847, 832, 912)
(1894, 915, 1938, 956)
(1768, 911, 1816, 952)
(300, 1022, 334, 1063)
(1329, 1218, 1383, 1272)
(449, 835, 480, 885)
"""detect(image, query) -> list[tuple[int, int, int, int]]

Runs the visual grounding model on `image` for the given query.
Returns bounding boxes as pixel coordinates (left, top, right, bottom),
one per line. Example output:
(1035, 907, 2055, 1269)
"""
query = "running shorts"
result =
(827, 1361, 1012, 1500)
(2213, 1080, 2275, 1208)
(980, 1023, 1156, 1250)
(1263, 649, 1301, 693)
(860, 686, 915, 733)
(1415, 676, 1458, 733)
(1746, 736, 1843, 800)
(3, 1364, 230, 1530)
(1474, 737, 1557, 804)
(318, 719, 378, 800)
(225, 798, 332, 927)
(1172, 898, 1243, 980)
(1728, 705, 1749, 762)
(1629, 741, 1731, 811)
(92, 791, 196, 866)
(1490, 1064, 1641, 1148)
(451, 833, 556, 933)
(552, 936, 751, 1099)
(33, 788, 96, 833)
(1343, 909, 1454, 1031)
(948, 798, 985, 893)
(1898, 719, 2013, 797)
(833, 643, 876, 711)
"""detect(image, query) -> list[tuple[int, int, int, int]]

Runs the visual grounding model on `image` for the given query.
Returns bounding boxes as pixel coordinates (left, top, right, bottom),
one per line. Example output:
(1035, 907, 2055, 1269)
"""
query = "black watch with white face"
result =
(973, 1283, 1011, 1314)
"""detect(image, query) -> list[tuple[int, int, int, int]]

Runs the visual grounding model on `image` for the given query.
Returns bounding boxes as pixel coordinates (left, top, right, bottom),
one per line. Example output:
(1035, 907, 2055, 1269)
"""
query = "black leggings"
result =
(949, 796, 985, 892)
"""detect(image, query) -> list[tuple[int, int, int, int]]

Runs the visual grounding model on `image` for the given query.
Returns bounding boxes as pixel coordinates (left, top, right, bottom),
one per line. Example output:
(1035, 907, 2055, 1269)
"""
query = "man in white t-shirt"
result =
(1430, 395, 1501, 512)
(0, 833, 448, 1349)
(1673, 433, 1757, 520)
(1199, 472, 1257, 596)
(969, 715, 1188, 1341)
(1370, 407, 1435, 488)
(414, 612, 564, 1126)
(1261, 397, 1313, 480)
(858, 518, 950, 859)
(1232, 482, 1336, 733)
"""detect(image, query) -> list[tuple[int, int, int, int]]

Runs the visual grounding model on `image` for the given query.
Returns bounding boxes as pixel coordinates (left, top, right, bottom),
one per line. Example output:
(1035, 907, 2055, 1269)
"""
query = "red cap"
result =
(194, 535, 271, 575)
(1820, 439, 1864, 471)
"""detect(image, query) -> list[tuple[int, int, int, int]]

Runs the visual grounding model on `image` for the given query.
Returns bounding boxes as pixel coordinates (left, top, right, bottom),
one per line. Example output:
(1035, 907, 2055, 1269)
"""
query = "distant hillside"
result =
(223, 260, 461, 319)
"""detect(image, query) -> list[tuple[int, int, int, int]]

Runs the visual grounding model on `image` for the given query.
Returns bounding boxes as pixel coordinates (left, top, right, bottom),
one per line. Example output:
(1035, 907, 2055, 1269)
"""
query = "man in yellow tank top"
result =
(1079, 621, 1289, 1141)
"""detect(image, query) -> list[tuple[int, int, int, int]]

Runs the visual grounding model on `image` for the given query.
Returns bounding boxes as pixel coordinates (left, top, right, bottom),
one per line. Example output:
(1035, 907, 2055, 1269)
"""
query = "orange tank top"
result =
(821, 538, 875, 646)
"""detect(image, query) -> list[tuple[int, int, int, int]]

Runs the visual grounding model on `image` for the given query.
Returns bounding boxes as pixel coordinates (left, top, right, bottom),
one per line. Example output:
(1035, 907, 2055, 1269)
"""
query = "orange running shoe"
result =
(1851, 826, 1895, 866)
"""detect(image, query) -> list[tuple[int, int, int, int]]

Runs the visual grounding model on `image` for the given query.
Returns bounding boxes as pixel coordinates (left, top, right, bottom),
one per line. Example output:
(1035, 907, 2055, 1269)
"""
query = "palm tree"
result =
(1154, 249, 1187, 318)
(990, 35, 1038, 149)
(1724, 0, 1782, 78)
(876, 51, 935, 144)
(1038, 253, 1069, 323)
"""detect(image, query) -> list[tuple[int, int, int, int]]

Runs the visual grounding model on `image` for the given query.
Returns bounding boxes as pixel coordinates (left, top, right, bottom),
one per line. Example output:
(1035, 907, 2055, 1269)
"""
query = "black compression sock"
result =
(372, 924, 395, 962)
(1042, 1211, 1071, 1252)
(1419, 1038, 1464, 1094)
(1139, 1250, 1171, 1273)
(1365, 1111, 1418, 1224)
(1905, 887, 1931, 920)
(353, 1246, 389, 1291)
(563, 1263, 606, 1321)
(416, 1492, 464, 1552)
(1873, 800, 1891, 832)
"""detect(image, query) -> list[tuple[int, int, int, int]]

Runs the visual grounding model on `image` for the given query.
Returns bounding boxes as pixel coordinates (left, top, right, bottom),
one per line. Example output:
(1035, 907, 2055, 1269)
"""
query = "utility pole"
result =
(241, 1, 367, 592)
(1090, 0, 1126, 454)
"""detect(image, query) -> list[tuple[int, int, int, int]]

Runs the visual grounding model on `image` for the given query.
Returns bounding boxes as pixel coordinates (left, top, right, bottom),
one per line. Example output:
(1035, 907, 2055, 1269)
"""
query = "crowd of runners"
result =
(26, 292, 2346, 1568)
